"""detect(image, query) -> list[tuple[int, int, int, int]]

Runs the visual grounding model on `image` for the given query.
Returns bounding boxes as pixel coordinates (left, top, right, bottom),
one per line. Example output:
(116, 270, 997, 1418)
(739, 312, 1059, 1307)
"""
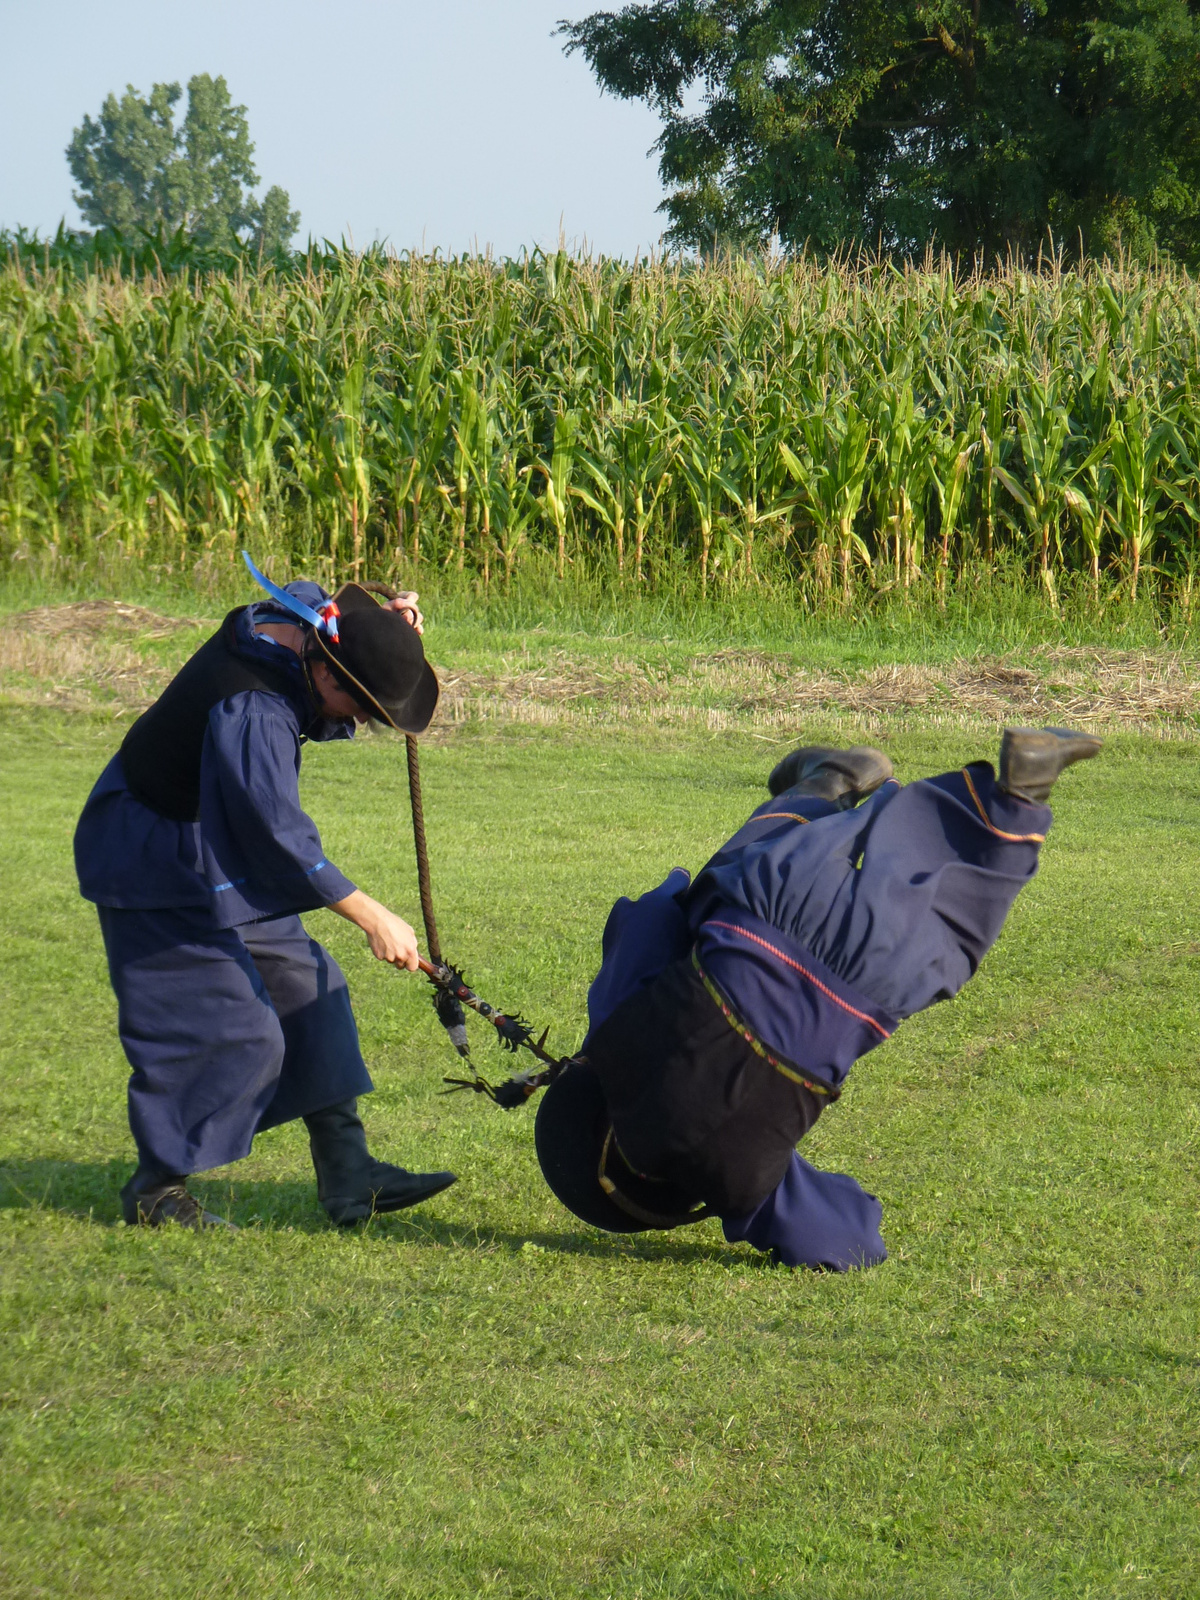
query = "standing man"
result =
(75, 563, 455, 1230)
(534, 730, 1101, 1269)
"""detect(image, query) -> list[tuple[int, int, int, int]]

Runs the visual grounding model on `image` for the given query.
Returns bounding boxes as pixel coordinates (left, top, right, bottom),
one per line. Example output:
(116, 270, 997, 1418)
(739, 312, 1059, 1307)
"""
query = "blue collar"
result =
(232, 604, 353, 744)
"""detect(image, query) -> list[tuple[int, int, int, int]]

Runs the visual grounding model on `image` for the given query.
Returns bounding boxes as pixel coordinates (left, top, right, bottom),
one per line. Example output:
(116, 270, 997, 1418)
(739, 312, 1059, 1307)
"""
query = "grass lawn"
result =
(2, 690, 1200, 1597)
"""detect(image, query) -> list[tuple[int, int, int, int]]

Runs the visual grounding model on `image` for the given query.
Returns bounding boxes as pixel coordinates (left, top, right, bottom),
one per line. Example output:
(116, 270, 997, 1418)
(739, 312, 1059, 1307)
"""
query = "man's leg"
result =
(242, 915, 372, 1129)
(694, 744, 894, 886)
(98, 904, 285, 1229)
(241, 916, 456, 1224)
(782, 728, 1100, 1019)
(685, 745, 900, 932)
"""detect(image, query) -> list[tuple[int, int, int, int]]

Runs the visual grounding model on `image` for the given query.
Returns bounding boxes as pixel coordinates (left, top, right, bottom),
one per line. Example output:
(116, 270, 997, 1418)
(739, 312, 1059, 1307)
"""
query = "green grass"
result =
(6, 559, 1200, 678)
(3, 705, 1200, 1598)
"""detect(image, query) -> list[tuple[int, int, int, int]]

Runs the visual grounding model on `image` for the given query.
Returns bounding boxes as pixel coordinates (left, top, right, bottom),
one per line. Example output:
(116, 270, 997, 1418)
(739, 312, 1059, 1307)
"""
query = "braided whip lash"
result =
(406, 732, 570, 1105)
(356, 583, 572, 1107)
(415, 955, 571, 1107)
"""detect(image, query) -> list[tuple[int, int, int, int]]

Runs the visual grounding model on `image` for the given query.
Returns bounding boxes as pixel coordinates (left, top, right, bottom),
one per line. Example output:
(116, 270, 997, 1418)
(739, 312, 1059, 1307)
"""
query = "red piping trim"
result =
(704, 919, 893, 1039)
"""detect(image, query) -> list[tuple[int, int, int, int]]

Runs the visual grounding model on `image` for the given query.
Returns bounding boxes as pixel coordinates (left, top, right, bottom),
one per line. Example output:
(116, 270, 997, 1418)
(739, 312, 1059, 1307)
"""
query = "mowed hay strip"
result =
(437, 646, 1200, 733)
(0, 601, 212, 712)
(4, 603, 1200, 731)
(9, 600, 210, 639)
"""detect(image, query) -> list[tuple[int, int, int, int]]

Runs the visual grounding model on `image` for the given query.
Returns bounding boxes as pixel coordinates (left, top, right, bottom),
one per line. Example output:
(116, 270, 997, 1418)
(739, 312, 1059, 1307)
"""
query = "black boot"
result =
(120, 1165, 238, 1230)
(304, 1100, 457, 1226)
(767, 744, 894, 805)
(998, 727, 1103, 803)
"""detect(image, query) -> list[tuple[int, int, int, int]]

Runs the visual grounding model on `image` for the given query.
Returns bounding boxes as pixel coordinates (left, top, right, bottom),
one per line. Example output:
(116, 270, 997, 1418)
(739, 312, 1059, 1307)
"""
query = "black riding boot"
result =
(120, 1164, 238, 1230)
(304, 1099, 457, 1226)
(998, 726, 1103, 803)
(767, 744, 894, 805)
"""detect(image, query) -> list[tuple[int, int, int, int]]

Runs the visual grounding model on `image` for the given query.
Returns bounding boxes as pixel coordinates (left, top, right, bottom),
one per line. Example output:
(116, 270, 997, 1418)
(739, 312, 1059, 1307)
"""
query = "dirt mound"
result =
(10, 600, 208, 639)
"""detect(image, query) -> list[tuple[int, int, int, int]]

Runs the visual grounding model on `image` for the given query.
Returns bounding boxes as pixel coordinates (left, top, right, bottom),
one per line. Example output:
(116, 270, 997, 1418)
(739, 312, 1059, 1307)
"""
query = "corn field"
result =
(3, 244, 1200, 605)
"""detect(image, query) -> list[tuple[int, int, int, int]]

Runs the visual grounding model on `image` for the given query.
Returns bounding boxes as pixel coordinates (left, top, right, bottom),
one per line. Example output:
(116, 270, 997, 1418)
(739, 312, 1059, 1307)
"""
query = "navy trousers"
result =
(96, 906, 373, 1176)
(688, 763, 1052, 1021)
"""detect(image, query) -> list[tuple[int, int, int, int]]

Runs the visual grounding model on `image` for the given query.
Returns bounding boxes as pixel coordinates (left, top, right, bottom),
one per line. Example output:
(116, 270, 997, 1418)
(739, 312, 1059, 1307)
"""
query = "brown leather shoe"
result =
(767, 744, 894, 806)
(120, 1168, 238, 1230)
(998, 727, 1103, 803)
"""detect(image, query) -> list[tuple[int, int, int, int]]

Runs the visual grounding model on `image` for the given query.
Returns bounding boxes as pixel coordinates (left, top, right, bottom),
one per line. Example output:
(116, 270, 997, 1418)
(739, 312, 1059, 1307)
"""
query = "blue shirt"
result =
(584, 817, 898, 1097)
(74, 585, 357, 926)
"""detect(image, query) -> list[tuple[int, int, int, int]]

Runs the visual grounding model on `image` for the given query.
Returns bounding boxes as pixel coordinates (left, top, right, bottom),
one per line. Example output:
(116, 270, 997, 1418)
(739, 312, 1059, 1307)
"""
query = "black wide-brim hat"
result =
(534, 1059, 712, 1234)
(312, 583, 439, 734)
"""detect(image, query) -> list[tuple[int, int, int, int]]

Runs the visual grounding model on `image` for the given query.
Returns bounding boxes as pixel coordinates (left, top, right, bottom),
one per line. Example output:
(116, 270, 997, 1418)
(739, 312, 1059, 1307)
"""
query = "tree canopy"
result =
(67, 74, 300, 252)
(560, 1, 1200, 264)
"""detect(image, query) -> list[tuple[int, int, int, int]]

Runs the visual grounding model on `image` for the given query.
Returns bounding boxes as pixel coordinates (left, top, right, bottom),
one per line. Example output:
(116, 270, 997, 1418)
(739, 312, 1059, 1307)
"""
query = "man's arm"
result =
(330, 890, 420, 970)
(583, 867, 692, 1045)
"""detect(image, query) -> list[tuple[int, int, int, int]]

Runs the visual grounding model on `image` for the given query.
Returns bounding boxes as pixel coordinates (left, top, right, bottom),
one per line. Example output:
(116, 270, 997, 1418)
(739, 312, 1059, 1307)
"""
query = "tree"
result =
(560, 2, 1200, 264)
(67, 74, 300, 250)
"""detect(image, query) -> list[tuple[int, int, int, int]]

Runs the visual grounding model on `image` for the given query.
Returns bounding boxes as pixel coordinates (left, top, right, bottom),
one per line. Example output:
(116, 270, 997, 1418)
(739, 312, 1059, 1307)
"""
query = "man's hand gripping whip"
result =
(360, 584, 572, 1107)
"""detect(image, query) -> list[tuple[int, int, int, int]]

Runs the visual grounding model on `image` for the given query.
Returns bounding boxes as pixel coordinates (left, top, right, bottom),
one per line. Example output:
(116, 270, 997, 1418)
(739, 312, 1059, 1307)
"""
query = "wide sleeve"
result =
(198, 690, 357, 927)
(583, 867, 693, 1046)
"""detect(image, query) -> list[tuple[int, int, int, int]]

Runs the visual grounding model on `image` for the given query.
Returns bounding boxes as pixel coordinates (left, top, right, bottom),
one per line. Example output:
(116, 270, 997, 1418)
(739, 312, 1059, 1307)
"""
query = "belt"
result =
(690, 946, 839, 1100)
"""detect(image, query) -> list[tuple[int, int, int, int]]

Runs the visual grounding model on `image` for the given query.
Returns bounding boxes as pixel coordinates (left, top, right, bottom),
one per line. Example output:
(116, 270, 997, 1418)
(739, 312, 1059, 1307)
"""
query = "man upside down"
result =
(534, 729, 1101, 1271)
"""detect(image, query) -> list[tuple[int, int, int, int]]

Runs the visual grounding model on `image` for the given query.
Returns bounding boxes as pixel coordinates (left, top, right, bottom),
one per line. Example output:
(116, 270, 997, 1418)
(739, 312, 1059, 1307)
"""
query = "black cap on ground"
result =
(534, 1059, 707, 1234)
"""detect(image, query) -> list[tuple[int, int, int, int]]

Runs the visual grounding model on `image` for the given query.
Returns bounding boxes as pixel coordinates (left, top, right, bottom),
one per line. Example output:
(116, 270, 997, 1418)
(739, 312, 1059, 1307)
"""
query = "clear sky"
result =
(0, 0, 668, 258)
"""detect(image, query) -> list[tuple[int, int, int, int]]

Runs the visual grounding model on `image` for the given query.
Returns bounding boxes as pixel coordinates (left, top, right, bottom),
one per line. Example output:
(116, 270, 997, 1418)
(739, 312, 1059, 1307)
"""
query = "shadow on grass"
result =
(378, 1208, 752, 1267)
(0, 1157, 755, 1268)
(0, 1156, 134, 1225)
